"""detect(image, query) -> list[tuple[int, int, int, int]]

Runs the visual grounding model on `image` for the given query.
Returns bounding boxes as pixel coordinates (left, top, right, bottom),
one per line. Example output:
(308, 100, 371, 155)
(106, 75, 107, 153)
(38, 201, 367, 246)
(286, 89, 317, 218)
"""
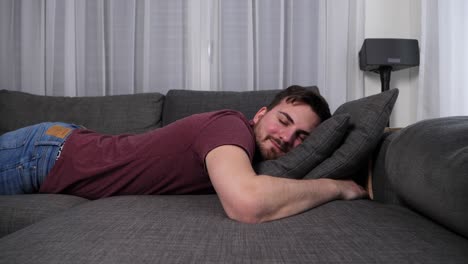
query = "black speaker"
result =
(359, 38, 419, 72)
(359, 38, 420, 92)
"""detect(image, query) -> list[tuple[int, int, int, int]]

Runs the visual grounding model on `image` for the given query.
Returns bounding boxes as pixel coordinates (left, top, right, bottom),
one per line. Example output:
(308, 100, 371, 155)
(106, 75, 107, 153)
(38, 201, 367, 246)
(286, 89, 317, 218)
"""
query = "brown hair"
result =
(267, 85, 331, 122)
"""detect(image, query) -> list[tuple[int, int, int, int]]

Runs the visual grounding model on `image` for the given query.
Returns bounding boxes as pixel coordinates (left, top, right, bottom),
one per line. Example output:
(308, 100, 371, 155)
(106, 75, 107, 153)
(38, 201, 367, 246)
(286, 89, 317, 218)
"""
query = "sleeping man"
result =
(0, 86, 367, 223)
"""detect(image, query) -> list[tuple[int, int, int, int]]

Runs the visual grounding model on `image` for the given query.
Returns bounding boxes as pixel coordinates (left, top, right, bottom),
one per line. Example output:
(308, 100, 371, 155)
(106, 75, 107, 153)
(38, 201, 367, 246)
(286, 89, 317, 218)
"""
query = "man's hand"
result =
(335, 180, 369, 200)
(205, 145, 368, 223)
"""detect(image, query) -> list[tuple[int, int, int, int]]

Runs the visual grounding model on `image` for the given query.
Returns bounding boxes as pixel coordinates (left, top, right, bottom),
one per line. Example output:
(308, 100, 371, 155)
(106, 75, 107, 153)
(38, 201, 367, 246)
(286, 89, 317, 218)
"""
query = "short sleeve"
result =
(192, 111, 256, 162)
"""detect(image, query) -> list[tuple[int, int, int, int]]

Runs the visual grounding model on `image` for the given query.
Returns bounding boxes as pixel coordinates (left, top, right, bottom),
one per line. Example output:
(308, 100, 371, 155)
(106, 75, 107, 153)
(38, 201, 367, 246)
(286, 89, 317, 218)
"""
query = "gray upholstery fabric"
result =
(0, 90, 165, 135)
(0, 196, 467, 263)
(0, 194, 88, 237)
(162, 89, 279, 126)
(371, 131, 405, 205)
(2, 88, 467, 263)
(161, 87, 320, 126)
(386, 116, 468, 238)
(304, 88, 399, 180)
(254, 114, 350, 179)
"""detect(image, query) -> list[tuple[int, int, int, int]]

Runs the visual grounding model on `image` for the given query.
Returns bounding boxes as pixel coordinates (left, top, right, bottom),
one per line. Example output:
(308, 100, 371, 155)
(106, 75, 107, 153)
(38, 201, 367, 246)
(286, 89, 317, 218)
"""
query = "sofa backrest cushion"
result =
(161, 87, 319, 126)
(386, 116, 468, 238)
(0, 90, 165, 135)
(162, 90, 276, 126)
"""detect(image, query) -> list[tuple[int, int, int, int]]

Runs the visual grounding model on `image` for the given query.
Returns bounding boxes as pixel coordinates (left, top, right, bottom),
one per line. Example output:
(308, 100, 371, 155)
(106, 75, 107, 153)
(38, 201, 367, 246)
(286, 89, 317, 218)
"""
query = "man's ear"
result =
(252, 107, 268, 124)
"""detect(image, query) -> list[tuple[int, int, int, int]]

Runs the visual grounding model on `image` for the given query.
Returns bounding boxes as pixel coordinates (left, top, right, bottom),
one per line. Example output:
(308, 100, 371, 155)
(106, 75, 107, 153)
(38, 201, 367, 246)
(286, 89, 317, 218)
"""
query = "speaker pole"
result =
(379, 66, 392, 93)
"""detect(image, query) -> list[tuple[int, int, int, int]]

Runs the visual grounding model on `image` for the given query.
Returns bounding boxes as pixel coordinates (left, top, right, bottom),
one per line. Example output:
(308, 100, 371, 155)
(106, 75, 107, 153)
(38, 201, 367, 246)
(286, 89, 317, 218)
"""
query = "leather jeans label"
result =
(45, 125, 73, 139)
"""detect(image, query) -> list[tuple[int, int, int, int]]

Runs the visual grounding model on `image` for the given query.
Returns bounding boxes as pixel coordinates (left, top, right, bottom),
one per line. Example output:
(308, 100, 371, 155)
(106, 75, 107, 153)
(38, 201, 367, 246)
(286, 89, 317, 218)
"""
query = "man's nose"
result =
(280, 128, 296, 147)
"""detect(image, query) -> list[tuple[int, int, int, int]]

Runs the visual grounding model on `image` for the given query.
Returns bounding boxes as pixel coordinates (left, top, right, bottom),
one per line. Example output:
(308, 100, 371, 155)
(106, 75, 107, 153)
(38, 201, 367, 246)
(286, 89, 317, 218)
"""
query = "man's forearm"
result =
(247, 176, 348, 223)
(206, 145, 367, 224)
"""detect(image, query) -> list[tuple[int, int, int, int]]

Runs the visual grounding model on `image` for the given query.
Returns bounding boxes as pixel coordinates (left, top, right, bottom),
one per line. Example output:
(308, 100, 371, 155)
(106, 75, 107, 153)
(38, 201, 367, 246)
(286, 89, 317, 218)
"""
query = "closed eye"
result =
(279, 118, 289, 126)
(278, 112, 291, 126)
(297, 133, 308, 142)
(278, 111, 311, 140)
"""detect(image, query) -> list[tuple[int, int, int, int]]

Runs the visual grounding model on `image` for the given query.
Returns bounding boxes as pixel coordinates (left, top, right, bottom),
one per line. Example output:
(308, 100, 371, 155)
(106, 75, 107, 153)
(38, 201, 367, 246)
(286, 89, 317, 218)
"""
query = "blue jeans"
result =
(0, 122, 80, 195)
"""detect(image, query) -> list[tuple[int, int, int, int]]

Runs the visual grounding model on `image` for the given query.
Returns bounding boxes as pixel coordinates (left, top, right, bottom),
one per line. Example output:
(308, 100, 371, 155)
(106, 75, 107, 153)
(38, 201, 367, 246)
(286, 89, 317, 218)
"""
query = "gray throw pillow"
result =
(386, 116, 468, 238)
(254, 114, 350, 179)
(304, 88, 399, 179)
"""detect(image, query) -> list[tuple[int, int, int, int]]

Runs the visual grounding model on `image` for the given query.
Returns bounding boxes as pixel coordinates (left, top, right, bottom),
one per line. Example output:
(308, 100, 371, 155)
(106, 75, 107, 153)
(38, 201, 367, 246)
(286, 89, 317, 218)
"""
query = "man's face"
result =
(252, 99, 321, 160)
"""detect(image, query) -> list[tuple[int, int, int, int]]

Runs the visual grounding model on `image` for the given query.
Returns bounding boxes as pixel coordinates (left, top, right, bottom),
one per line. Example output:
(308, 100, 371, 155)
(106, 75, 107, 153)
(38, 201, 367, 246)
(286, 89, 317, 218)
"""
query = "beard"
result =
(255, 137, 276, 160)
(254, 124, 287, 161)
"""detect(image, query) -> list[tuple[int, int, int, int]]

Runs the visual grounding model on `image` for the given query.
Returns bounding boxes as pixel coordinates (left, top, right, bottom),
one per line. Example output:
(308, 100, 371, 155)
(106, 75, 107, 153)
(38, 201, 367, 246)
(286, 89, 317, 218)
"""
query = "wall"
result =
(364, 0, 421, 127)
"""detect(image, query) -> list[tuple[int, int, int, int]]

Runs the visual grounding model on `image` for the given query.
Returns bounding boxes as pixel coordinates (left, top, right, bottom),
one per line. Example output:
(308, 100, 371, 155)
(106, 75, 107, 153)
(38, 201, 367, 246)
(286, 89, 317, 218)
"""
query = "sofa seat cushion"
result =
(1, 196, 467, 263)
(386, 116, 468, 238)
(0, 194, 89, 237)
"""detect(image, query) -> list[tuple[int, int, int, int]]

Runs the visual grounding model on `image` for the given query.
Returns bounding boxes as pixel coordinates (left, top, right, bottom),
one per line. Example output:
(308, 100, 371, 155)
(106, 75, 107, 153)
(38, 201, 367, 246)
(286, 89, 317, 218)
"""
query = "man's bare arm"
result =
(205, 145, 367, 224)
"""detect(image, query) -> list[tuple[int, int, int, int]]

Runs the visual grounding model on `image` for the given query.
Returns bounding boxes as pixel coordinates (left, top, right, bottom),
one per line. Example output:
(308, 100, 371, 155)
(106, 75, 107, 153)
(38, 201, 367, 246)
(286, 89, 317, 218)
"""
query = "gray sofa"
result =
(1, 88, 467, 263)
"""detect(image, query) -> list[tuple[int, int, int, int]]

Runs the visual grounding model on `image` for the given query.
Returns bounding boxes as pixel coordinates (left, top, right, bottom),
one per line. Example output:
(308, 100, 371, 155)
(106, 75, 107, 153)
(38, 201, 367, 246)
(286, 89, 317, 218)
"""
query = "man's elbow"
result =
(226, 208, 264, 224)
(224, 198, 267, 224)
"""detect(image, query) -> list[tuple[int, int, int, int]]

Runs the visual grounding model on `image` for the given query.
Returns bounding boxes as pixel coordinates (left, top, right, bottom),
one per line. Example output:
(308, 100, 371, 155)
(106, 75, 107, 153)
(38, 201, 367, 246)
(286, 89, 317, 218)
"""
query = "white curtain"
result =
(0, 0, 364, 111)
(211, 0, 321, 92)
(418, 0, 468, 119)
(318, 0, 365, 110)
(0, 0, 188, 96)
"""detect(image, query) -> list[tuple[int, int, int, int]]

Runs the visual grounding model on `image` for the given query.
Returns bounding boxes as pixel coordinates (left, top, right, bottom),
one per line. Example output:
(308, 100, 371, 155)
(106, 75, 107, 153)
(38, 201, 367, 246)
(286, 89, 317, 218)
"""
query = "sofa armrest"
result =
(371, 130, 405, 205)
(383, 117, 468, 238)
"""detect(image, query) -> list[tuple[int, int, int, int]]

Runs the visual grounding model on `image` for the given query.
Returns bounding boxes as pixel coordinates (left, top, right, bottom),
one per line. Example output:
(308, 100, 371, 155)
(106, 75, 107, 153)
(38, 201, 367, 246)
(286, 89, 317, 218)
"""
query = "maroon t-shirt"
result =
(39, 110, 255, 199)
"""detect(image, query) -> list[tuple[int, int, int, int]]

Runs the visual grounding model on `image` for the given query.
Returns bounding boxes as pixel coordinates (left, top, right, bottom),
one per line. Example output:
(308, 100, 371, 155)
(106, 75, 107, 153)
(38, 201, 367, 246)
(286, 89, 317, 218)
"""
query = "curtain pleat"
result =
(418, 0, 468, 119)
